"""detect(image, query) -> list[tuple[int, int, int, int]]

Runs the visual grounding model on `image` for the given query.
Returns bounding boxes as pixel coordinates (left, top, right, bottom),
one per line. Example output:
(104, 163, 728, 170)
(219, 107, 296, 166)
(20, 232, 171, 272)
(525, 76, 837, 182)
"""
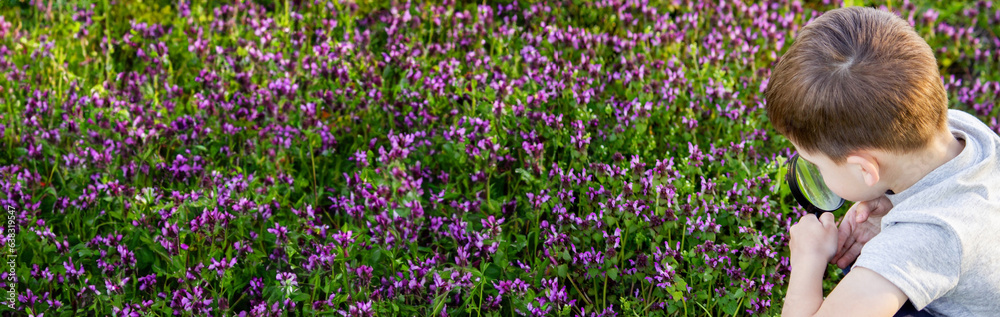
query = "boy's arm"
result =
(781, 253, 826, 316)
(783, 265, 908, 317)
(782, 212, 907, 317)
(816, 267, 907, 316)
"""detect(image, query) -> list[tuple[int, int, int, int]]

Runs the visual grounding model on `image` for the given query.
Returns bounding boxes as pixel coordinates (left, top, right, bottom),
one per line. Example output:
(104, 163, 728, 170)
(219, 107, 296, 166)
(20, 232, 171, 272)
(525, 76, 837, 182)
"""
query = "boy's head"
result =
(765, 6, 948, 165)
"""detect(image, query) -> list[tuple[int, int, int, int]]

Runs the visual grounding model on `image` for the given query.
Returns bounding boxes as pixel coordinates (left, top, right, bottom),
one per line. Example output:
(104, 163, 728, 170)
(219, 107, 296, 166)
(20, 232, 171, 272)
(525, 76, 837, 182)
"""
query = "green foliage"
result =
(0, 0, 996, 316)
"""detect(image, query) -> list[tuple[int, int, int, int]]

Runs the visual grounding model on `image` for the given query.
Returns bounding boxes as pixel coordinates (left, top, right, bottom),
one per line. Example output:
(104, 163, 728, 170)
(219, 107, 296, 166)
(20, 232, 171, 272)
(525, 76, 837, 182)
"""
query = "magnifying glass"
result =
(785, 153, 845, 217)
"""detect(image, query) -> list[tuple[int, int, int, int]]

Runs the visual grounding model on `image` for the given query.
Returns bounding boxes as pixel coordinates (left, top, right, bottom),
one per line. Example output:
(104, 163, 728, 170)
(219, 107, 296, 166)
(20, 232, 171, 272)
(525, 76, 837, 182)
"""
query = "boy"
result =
(764, 6, 1000, 317)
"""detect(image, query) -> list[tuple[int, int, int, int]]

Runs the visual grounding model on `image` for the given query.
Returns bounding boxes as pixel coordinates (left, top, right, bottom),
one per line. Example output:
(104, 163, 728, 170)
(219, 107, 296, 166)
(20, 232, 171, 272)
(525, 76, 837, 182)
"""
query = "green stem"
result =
(695, 301, 711, 316)
(477, 279, 484, 317)
(103, 0, 113, 82)
(309, 136, 319, 207)
(47, 161, 59, 187)
(602, 269, 608, 309)
(619, 223, 628, 270)
(486, 170, 495, 213)
(567, 275, 593, 307)
(642, 281, 654, 313)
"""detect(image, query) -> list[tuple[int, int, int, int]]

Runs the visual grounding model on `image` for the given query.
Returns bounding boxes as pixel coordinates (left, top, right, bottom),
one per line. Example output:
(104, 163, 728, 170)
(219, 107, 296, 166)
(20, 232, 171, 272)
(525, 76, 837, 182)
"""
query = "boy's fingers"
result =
(833, 229, 857, 260)
(856, 195, 894, 223)
(854, 201, 871, 223)
(837, 209, 856, 248)
(796, 213, 818, 225)
(835, 241, 864, 269)
(819, 211, 836, 228)
(835, 227, 856, 259)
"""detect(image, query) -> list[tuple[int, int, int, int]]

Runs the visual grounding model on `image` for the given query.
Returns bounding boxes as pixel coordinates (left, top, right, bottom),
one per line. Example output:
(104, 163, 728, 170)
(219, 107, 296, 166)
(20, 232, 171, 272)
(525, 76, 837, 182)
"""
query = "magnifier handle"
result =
(809, 209, 831, 218)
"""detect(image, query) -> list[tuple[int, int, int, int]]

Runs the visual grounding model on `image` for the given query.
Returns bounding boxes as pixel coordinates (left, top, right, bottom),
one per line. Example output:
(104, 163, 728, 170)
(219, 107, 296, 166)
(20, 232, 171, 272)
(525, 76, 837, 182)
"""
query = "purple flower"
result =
(492, 278, 529, 296)
(208, 256, 237, 277)
(0, 15, 11, 39)
(350, 150, 369, 168)
(63, 258, 85, 279)
(522, 141, 544, 161)
(138, 274, 157, 291)
(171, 286, 213, 315)
(333, 230, 355, 249)
(277, 271, 299, 296)
(341, 300, 373, 317)
(247, 277, 264, 298)
(267, 222, 289, 245)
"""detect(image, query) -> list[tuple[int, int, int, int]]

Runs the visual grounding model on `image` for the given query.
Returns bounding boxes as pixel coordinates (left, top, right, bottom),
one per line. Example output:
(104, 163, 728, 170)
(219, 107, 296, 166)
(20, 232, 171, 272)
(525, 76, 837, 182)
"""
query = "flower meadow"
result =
(0, 0, 997, 315)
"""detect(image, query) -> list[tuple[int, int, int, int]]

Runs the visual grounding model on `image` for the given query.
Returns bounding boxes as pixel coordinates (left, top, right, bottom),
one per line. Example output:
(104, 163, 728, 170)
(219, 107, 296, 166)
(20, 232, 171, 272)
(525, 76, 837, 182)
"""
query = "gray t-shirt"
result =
(854, 109, 1000, 316)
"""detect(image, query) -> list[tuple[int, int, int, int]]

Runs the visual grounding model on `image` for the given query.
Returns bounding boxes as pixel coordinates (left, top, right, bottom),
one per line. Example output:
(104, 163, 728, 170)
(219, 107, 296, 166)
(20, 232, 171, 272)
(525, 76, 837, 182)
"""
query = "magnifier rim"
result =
(786, 153, 846, 216)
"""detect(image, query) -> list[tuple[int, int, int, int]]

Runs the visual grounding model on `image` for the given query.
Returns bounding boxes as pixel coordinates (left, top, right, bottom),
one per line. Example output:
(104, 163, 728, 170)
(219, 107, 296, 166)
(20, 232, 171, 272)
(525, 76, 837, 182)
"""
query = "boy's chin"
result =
(845, 192, 886, 204)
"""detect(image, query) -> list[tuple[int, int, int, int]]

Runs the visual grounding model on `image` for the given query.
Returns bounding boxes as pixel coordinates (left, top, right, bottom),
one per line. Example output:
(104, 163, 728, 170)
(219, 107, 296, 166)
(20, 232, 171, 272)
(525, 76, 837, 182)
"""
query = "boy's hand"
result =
(832, 195, 892, 269)
(789, 212, 839, 269)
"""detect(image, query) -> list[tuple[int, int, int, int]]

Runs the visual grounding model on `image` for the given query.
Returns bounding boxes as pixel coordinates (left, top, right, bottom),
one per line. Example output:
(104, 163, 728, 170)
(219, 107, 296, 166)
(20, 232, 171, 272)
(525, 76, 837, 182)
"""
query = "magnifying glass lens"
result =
(786, 154, 845, 215)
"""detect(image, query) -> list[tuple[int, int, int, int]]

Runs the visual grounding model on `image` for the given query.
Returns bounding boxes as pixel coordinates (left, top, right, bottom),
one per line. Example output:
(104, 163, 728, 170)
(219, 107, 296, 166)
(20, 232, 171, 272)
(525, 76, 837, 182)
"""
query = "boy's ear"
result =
(846, 154, 879, 186)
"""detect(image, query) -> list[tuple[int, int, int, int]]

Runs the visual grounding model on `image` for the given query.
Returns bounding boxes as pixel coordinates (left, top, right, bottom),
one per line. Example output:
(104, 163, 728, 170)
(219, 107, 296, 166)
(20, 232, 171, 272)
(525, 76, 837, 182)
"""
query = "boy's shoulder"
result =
(889, 109, 1000, 210)
(856, 110, 1000, 314)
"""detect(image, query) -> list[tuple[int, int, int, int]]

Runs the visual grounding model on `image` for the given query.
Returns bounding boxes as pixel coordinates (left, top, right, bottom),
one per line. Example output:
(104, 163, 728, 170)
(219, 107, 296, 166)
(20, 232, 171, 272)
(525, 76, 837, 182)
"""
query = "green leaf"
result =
(485, 263, 502, 280)
(291, 292, 310, 302)
(512, 234, 528, 251)
(516, 168, 536, 184)
(493, 249, 507, 268)
(76, 248, 94, 258)
(172, 256, 186, 273)
(430, 291, 449, 316)
(670, 291, 683, 301)
(722, 298, 739, 315)
(556, 264, 568, 278)
(370, 248, 382, 267)
(607, 268, 619, 281)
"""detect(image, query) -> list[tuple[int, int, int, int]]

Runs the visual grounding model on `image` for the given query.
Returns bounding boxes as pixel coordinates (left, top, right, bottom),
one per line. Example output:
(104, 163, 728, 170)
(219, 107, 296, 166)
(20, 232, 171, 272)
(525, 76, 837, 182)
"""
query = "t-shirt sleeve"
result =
(853, 222, 962, 309)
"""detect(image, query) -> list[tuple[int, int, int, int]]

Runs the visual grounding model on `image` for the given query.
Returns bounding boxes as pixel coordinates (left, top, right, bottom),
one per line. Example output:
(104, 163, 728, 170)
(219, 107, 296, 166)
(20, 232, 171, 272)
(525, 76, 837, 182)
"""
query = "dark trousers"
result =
(894, 301, 935, 317)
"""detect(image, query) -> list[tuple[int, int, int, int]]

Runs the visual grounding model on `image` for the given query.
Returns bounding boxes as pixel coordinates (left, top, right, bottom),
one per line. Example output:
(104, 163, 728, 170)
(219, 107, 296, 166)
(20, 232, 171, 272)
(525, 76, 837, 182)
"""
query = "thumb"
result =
(819, 211, 836, 228)
(837, 209, 854, 245)
(855, 201, 872, 223)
